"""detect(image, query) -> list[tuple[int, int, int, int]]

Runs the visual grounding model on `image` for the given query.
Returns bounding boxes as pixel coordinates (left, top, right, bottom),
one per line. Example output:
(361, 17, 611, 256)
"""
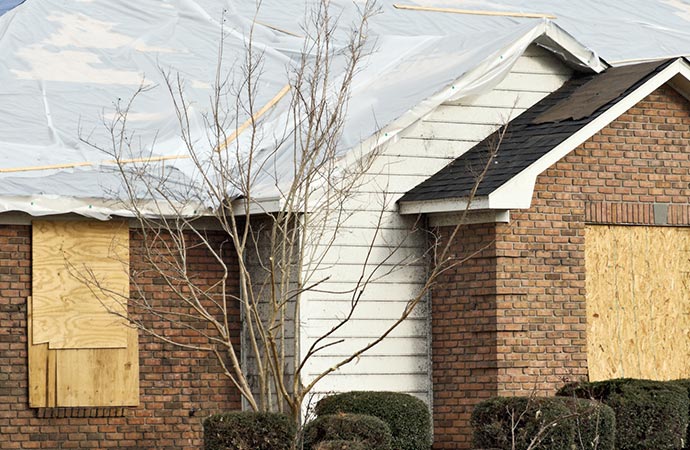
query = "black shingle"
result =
(399, 59, 674, 205)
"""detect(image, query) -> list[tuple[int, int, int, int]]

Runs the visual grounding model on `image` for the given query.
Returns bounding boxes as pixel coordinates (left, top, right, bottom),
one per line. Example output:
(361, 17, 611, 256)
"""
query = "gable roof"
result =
(399, 58, 690, 215)
(0, 1, 604, 218)
(3, 2, 690, 218)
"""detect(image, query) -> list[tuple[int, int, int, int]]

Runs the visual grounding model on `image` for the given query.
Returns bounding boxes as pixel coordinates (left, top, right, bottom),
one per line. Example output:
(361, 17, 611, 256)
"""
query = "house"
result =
(1, 1, 690, 449)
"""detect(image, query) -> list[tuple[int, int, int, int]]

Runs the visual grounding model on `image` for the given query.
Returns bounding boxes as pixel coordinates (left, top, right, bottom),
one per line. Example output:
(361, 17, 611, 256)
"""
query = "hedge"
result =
(314, 440, 367, 450)
(672, 379, 690, 449)
(557, 378, 689, 450)
(315, 391, 431, 450)
(562, 397, 616, 450)
(302, 413, 392, 450)
(203, 411, 295, 450)
(471, 397, 575, 450)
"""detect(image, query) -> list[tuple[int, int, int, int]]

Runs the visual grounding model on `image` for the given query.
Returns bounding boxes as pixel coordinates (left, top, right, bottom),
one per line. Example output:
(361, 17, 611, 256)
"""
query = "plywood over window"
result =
(32, 221, 130, 349)
(585, 225, 690, 381)
(29, 221, 138, 408)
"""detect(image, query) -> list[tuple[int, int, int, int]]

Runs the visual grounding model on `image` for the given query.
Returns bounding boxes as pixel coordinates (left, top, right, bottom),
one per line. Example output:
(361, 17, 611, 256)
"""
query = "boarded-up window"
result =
(585, 225, 690, 381)
(29, 221, 139, 408)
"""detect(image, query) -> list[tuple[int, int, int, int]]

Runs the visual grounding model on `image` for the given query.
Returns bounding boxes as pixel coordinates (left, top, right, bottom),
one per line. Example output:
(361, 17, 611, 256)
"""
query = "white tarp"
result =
(1, 0, 690, 218)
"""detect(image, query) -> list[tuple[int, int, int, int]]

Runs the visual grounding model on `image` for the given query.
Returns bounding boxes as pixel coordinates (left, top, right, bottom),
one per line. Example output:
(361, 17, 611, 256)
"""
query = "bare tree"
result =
(76, 0, 505, 435)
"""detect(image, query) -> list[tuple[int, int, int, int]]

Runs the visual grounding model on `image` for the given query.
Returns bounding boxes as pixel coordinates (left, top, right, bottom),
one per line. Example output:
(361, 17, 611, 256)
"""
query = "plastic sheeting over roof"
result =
(1, 0, 690, 218)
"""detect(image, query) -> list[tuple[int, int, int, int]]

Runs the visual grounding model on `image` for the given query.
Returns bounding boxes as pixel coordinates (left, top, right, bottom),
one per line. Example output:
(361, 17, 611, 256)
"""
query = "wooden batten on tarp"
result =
(29, 221, 139, 408)
(585, 225, 690, 381)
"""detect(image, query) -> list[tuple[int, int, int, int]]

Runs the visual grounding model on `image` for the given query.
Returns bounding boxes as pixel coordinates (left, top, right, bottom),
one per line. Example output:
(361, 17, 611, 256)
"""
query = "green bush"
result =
(315, 391, 431, 450)
(314, 440, 367, 450)
(303, 413, 392, 450)
(203, 411, 295, 450)
(561, 397, 616, 450)
(672, 379, 690, 449)
(557, 378, 689, 450)
(471, 397, 575, 450)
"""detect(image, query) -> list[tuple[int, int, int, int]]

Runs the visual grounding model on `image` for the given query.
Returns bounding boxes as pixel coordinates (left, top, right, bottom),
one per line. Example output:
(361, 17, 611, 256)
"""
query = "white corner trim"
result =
(428, 210, 510, 227)
(490, 59, 690, 209)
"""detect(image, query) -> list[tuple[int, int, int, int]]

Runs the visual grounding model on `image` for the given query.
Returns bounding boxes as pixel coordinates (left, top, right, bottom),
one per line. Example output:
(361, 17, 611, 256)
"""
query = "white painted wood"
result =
(493, 71, 571, 93)
(308, 299, 427, 320)
(425, 105, 526, 125)
(307, 355, 429, 375)
(402, 122, 498, 141)
(448, 89, 550, 108)
(312, 374, 429, 393)
(298, 45, 575, 405)
(384, 139, 475, 158)
(366, 154, 454, 176)
(308, 282, 434, 302)
(316, 337, 429, 356)
(305, 318, 428, 340)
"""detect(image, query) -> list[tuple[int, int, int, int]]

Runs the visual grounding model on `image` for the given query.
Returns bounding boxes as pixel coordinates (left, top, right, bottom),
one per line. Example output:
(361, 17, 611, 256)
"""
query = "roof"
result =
(399, 59, 674, 206)
(2, 1, 690, 218)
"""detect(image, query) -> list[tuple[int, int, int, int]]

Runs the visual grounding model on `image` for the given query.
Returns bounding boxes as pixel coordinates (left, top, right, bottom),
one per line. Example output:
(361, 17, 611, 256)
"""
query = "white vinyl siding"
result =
(298, 45, 573, 404)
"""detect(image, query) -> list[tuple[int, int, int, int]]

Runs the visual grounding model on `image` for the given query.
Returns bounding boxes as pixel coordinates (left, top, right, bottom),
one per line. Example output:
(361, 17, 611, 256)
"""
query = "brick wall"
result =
(430, 84, 690, 448)
(431, 224, 498, 450)
(0, 225, 241, 449)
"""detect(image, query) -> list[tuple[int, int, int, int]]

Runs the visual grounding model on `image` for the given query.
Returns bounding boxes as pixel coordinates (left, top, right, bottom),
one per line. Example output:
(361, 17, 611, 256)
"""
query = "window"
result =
(29, 220, 138, 408)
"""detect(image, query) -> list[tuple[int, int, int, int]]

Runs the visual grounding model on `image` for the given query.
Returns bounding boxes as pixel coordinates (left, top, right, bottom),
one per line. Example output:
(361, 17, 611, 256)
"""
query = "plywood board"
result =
(586, 225, 690, 381)
(32, 220, 130, 349)
(56, 326, 139, 407)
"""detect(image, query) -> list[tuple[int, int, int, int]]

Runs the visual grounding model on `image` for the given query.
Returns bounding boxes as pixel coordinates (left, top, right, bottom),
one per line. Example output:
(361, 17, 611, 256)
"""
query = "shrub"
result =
(471, 396, 575, 450)
(560, 397, 615, 450)
(314, 440, 367, 450)
(203, 411, 295, 450)
(315, 391, 431, 450)
(557, 378, 689, 450)
(303, 413, 392, 450)
(671, 379, 690, 449)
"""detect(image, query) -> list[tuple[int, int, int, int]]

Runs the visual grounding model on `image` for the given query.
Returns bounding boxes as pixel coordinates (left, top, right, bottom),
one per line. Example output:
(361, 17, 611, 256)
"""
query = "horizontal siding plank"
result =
(308, 300, 427, 320)
(306, 355, 428, 375)
(304, 263, 426, 284)
(309, 374, 428, 393)
(304, 337, 428, 356)
(366, 154, 454, 176)
(492, 72, 570, 93)
(425, 105, 525, 125)
(450, 89, 550, 109)
(385, 138, 475, 158)
(303, 282, 430, 302)
(305, 318, 427, 339)
(511, 55, 573, 75)
(402, 122, 497, 141)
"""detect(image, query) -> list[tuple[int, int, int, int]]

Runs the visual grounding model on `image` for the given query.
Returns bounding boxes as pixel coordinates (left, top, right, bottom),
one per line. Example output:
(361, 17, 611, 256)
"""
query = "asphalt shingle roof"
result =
(399, 59, 674, 204)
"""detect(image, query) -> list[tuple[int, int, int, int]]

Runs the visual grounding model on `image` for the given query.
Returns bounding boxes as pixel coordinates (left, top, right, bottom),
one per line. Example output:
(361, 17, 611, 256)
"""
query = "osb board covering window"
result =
(585, 225, 690, 381)
(29, 221, 139, 408)
(32, 220, 129, 349)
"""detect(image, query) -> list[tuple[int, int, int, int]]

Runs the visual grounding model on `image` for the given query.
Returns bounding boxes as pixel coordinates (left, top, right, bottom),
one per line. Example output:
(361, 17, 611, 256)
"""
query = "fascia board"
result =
(428, 209, 510, 227)
(398, 196, 490, 215)
(229, 196, 283, 216)
(538, 24, 607, 73)
(490, 59, 690, 210)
